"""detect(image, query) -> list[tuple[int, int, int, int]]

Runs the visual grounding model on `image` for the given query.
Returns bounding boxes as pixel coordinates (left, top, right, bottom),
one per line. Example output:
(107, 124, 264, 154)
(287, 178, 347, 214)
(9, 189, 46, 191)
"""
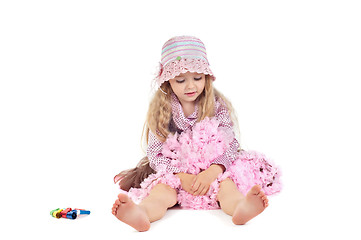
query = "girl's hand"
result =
(192, 164, 224, 196)
(176, 173, 197, 194)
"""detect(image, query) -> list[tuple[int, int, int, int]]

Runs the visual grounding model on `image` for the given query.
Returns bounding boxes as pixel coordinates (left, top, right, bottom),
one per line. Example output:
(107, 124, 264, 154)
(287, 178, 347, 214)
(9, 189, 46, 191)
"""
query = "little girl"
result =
(112, 36, 281, 232)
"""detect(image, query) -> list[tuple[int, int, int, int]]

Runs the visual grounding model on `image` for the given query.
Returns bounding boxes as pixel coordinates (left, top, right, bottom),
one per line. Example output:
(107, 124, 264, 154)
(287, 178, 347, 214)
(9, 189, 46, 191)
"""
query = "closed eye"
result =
(175, 76, 202, 83)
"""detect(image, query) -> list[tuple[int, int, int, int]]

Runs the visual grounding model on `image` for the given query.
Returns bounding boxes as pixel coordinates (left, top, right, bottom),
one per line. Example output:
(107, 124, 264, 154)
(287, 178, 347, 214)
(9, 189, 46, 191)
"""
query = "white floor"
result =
(5, 172, 359, 240)
(39, 193, 358, 240)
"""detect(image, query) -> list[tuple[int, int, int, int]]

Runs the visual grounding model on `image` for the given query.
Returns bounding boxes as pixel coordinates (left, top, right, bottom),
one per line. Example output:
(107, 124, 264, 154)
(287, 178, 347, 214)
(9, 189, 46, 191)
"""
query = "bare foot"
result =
(232, 185, 269, 225)
(112, 193, 150, 232)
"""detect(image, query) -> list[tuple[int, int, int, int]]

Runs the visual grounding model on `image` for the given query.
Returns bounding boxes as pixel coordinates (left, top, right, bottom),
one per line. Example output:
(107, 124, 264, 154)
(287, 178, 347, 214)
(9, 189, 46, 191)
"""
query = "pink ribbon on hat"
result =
(157, 62, 164, 78)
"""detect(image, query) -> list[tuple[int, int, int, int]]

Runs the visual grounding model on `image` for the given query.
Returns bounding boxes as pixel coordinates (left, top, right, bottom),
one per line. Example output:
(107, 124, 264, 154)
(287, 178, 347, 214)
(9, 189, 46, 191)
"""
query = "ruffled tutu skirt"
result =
(124, 117, 282, 209)
(126, 150, 281, 209)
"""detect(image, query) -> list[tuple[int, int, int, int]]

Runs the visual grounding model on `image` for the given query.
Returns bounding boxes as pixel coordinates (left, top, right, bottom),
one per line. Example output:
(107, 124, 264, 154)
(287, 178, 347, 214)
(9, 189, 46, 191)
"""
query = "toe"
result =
(118, 193, 129, 203)
(248, 185, 262, 196)
(115, 199, 121, 206)
(258, 190, 266, 197)
(254, 185, 261, 192)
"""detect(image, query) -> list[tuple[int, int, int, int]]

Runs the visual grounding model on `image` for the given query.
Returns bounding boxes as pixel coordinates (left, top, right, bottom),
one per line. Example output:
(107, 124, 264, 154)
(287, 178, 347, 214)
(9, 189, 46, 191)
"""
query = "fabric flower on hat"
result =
(155, 62, 163, 79)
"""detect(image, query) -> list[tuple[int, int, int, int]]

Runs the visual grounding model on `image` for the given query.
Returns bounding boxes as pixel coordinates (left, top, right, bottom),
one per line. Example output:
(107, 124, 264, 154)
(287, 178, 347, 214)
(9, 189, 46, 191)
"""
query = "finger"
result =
(182, 182, 194, 194)
(192, 180, 200, 192)
(194, 185, 205, 196)
(187, 184, 195, 194)
(191, 176, 198, 188)
(192, 185, 200, 195)
(200, 186, 209, 196)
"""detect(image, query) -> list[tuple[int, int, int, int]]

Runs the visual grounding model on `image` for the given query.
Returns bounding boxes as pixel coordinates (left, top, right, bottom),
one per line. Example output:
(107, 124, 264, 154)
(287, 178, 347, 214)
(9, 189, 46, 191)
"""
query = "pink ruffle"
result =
(154, 58, 216, 87)
(127, 117, 282, 209)
(162, 117, 234, 175)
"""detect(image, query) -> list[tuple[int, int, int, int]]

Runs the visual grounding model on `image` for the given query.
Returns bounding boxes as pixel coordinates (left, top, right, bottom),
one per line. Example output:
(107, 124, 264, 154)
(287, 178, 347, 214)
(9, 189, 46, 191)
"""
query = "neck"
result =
(180, 101, 196, 117)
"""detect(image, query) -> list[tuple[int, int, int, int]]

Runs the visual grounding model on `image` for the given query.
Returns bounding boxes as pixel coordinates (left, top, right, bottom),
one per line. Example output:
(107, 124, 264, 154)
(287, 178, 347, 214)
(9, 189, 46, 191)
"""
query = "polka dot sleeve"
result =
(146, 130, 181, 173)
(212, 98, 240, 170)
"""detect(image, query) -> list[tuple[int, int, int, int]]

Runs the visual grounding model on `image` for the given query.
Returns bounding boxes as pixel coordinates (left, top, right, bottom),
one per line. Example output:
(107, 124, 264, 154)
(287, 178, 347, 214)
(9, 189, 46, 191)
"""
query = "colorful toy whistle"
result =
(74, 209, 91, 217)
(50, 208, 90, 219)
(50, 208, 63, 219)
(60, 208, 72, 219)
(66, 210, 77, 219)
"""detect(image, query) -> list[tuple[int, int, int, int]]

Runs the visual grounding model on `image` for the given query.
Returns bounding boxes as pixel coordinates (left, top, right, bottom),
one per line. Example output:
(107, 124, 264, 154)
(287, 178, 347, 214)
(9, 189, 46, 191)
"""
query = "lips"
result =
(185, 92, 196, 97)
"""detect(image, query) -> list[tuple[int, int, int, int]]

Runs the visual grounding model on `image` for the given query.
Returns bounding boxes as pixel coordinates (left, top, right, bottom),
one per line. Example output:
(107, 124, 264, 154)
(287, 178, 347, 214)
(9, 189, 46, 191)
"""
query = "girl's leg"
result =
(112, 183, 177, 232)
(217, 178, 269, 225)
(139, 183, 178, 222)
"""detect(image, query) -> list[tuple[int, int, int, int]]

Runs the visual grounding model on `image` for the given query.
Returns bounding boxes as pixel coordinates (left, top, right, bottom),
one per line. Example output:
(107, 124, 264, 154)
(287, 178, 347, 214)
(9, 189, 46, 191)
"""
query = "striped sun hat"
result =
(154, 36, 216, 88)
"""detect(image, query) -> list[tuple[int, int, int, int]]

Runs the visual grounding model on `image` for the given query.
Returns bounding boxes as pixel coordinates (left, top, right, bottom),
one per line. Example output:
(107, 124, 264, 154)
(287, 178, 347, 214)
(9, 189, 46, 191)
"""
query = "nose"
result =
(186, 79, 195, 89)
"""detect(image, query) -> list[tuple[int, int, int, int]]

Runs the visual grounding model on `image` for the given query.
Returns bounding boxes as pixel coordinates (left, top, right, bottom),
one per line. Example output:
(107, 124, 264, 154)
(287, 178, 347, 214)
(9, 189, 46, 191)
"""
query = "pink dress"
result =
(126, 94, 282, 209)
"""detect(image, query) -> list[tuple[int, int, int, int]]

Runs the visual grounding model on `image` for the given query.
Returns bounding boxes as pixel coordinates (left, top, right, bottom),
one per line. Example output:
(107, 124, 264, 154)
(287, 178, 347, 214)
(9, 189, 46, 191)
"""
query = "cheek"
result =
(197, 80, 206, 90)
(172, 86, 185, 97)
(174, 85, 184, 93)
(169, 81, 181, 93)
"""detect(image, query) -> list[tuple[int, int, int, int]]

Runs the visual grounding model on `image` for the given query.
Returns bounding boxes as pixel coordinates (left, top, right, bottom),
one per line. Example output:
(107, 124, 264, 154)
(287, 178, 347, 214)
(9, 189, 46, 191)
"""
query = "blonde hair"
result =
(142, 75, 239, 145)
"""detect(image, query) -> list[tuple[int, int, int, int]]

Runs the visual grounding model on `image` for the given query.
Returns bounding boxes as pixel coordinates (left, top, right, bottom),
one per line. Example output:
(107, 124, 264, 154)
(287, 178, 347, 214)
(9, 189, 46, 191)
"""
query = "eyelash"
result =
(176, 77, 202, 83)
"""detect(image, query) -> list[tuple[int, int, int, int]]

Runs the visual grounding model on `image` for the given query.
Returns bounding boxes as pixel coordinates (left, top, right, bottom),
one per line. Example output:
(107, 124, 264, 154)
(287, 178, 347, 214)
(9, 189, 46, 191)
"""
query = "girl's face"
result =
(169, 72, 206, 105)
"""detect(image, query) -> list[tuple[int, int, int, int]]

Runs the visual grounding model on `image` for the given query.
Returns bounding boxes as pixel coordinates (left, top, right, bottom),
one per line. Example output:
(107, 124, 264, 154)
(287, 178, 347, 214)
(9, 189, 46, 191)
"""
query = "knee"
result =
(153, 183, 175, 192)
(220, 178, 234, 186)
(218, 178, 238, 198)
(153, 184, 177, 206)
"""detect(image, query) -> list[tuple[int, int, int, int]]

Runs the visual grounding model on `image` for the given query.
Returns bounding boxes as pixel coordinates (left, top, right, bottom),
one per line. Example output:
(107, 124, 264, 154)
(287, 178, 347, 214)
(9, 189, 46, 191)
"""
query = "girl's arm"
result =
(147, 130, 181, 173)
(211, 138, 240, 170)
(148, 130, 199, 195)
(211, 97, 240, 170)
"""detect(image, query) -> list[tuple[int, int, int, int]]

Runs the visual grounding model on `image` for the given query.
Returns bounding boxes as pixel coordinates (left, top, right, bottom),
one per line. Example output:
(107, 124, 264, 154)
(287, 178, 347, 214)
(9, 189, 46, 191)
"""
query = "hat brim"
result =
(155, 58, 215, 88)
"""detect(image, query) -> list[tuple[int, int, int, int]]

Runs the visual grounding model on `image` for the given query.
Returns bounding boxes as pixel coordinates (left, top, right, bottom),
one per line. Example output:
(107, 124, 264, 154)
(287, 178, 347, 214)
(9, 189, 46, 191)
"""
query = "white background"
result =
(1, 0, 360, 239)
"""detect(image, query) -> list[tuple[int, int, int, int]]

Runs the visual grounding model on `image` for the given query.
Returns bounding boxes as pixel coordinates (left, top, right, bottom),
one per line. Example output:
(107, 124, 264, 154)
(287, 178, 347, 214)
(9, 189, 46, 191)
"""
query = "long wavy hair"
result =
(115, 75, 239, 191)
